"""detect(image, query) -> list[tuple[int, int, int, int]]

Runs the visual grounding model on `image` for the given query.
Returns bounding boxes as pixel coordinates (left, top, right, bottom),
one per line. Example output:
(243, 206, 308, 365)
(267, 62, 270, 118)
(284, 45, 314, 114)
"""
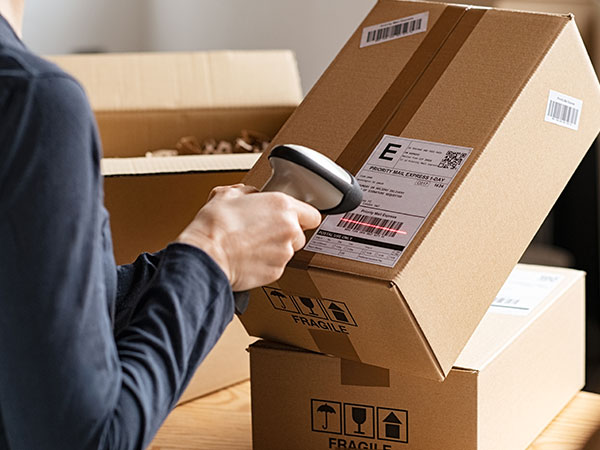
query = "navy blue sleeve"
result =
(114, 251, 165, 333)
(0, 72, 234, 450)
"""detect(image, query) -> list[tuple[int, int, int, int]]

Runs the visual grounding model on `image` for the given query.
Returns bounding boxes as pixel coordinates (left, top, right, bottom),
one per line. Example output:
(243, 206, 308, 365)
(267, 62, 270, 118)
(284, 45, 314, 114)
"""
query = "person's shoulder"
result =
(0, 45, 87, 104)
(0, 47, 98, 161)
(1, 42, 70, 77)
(1, 50, 95, 136)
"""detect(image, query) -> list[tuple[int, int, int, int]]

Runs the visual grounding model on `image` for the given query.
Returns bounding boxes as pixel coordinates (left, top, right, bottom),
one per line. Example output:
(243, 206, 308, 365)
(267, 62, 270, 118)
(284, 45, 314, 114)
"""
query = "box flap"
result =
(101, 153, 260, 177)
(48, 50, 302, 112)
(48, 51, 302, 157)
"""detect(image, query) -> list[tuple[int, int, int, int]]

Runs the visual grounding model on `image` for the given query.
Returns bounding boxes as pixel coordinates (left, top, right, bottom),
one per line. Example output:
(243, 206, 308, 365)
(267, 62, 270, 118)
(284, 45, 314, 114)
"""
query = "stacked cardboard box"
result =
(250, 265, 585, 449)
(237, 0, 600, 448)
(49, 50, 303, 404)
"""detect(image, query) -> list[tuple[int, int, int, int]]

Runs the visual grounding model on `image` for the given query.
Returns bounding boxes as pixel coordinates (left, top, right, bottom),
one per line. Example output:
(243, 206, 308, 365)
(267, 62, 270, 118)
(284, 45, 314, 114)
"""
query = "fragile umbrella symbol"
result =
(317, 404, 336, 430)
(270, 290, 287, 309)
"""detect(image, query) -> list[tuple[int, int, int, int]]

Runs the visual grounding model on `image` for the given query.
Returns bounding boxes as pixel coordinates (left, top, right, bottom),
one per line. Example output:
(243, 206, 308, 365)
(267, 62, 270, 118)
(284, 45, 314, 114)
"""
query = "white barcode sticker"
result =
(360, 12, 429, 48)
(544, 90, 582, 131)
(305, 135, 472, 267)
(489, 269, 565, 316)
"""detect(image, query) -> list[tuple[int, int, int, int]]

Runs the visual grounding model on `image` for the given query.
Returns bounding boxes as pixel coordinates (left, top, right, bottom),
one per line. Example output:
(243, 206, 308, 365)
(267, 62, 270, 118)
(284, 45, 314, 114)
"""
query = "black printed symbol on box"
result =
(343, 403, 375, 439)
(262, 287, 299, 313)
(296, 296, 328, 319)
(311, 399, 342, 435)
(324, 299, 357, 327)
(377, 407, 408, 443)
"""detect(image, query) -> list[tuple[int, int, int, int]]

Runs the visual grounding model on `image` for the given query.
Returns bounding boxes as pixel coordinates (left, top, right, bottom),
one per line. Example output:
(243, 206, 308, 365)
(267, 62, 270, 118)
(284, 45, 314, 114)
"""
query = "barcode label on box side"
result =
(360, 12, 429, 48)
(304, 135, 472, 267)
(544, 90, 582, 131)
(489, 269, 565, 316)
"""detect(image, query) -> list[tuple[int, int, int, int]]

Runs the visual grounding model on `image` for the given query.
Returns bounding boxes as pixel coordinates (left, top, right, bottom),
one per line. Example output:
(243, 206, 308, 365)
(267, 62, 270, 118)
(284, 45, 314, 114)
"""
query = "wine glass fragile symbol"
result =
(352, 407, 367, 434)
(300, 297, 318, 315)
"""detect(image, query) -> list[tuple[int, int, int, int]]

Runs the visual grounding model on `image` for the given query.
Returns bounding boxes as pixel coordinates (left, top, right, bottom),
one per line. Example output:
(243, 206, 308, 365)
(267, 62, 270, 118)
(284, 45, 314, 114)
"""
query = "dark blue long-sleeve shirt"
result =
(0, 15, 235, 449)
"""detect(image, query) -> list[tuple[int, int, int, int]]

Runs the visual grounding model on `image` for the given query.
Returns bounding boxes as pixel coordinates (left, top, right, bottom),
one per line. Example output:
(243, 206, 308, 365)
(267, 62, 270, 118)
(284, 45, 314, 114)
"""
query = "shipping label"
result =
(305, 135, 473, 267)
(489, 268, 565, 316)
(360, 12, 429, 48)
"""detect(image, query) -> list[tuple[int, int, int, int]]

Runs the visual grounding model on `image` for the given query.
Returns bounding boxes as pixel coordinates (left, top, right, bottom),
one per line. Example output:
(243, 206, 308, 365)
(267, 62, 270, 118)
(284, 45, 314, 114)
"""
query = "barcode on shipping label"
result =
(545, 90, 582, 131)
(360, 12, 429, 48)
(337, 213, 405, 238)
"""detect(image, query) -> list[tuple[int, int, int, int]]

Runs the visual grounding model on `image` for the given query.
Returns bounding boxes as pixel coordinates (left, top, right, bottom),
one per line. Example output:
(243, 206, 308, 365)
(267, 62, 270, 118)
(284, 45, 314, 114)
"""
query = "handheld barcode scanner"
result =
(261, 144, 363, 214)
(235, 145, 363, 315)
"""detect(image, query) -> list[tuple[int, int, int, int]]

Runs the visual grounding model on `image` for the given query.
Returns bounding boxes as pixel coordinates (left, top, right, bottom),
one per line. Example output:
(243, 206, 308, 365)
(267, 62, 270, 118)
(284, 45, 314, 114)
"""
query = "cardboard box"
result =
(239, 0, 600, 381)
(49, 51, 302, 158)
(49, 51, 302, 263)
(49, 51, 303, 402)
(250, 265, 585, 450)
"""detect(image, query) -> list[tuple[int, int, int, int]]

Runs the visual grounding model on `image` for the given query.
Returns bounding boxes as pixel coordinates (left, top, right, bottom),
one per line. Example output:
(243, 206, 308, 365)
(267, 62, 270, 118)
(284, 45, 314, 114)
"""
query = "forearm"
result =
(0, 241, 233, 450)
(104, 244, 235, 449)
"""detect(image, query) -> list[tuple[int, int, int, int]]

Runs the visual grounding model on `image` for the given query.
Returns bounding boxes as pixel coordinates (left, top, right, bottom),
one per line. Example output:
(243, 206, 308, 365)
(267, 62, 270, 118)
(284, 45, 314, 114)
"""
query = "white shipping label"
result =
(305, 135, 472, 267)
(489, 269, 565, 316)
(544, 90, 582, 131)
(360, 12, 429, 48)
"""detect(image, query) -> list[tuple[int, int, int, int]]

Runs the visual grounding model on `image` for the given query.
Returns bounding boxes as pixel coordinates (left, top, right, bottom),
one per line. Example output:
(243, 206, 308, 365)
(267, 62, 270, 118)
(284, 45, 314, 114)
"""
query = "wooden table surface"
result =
(150, 382, 600, 450)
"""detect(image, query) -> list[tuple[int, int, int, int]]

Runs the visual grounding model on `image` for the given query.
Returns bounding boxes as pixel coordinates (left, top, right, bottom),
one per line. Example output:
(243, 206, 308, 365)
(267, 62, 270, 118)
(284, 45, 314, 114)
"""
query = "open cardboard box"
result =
(49, 50, 303, 403)
(250, 264, 585, 450)
(240, 0, 600, 381)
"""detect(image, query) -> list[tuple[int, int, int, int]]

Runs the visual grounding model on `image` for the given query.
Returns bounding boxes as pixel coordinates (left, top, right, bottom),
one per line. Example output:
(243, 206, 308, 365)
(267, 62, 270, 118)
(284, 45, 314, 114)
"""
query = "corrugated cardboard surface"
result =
(463, 0, 597, 70)
(103, 169, 250, 264)
(101, 154, 261, 264)
(239, 0, 600, 380)
(249, 265, 585, 450)
(50, 50, 302, 403)
(49, 51, 302, 157)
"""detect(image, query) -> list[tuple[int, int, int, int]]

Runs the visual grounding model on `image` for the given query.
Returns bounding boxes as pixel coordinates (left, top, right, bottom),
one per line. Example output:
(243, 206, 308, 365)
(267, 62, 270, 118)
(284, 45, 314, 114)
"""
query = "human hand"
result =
(177, 184, 322, 291)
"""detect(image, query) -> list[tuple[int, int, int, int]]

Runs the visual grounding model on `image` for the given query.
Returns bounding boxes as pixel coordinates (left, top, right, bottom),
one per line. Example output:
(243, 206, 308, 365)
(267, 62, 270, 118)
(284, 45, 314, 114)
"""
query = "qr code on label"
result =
(438, 151, 467, 170)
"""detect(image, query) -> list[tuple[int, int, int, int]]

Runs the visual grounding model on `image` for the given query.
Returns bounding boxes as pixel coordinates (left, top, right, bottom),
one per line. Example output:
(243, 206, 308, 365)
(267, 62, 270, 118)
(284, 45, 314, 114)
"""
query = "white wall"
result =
(22, 0, 149, 54)
(22, 0, 376, 93)
(144, 0, 376, 92)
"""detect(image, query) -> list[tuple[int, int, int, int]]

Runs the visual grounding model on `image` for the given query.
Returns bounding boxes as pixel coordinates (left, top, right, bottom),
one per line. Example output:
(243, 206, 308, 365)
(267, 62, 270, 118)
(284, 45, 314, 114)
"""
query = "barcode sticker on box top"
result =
(545, 90, 582, 131)
(360, 12, 429, 48)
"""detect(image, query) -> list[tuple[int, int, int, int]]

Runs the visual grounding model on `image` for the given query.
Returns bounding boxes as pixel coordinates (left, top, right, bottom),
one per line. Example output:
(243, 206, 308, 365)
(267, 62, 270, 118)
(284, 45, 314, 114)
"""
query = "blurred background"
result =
(21, 0, 600, 392)
(22, 0, 377, 94)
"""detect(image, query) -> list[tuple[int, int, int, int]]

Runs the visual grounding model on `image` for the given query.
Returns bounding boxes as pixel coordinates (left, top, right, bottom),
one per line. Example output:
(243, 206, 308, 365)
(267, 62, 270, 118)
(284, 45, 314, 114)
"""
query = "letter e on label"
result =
(379, 143, 402, 161)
